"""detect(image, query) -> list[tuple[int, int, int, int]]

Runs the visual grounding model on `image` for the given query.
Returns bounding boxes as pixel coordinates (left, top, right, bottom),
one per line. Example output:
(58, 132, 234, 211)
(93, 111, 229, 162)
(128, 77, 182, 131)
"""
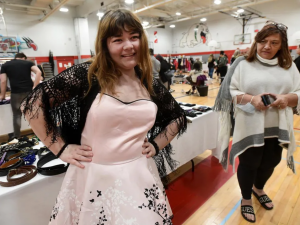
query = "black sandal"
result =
(241, 203, 256, 223)
(252, 190, 273, 210)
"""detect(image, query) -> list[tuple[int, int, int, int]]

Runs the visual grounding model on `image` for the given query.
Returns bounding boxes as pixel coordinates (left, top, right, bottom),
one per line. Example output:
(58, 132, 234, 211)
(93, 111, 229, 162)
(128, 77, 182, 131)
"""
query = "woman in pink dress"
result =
(21, 9, 186, 225)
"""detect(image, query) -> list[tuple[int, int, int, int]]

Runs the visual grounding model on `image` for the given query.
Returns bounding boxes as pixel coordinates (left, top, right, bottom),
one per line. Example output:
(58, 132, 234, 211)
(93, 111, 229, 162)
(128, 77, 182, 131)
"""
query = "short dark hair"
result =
(149, 48, 154, 55)
(220, 51, 224, 55)
(15, 53, 27, 59)
(193, 62, 201, 71)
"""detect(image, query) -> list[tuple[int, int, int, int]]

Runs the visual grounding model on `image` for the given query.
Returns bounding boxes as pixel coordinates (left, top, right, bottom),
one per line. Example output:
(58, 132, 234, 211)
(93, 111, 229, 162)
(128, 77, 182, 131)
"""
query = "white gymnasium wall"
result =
(74, 18, 91, 56)
(2, 0, 299, 57)
(146, 27, 173, 55)
(260, 0, 300, 46)
(87, 13, 99, 53)
(3, 8, 78, 57)
(171, 0, 300, 54)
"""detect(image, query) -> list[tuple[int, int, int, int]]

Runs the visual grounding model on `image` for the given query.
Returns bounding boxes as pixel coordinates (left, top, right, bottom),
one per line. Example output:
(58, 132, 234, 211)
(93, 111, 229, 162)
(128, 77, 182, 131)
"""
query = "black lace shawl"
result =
(21, 62, 187, 185)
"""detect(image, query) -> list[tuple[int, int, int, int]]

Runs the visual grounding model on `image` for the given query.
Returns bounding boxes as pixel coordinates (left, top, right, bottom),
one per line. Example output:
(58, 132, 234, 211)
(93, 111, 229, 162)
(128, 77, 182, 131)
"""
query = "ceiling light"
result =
(176, 12, 181, 16)
(125, 0, 134, 3)
(200, 18, 207, 22)
(170, 25, 175, 28)
(237, 9, 244, 13)
(142, 21, 149, 26)
(60, 8, 69, 12)
(214, 0, 221, 4)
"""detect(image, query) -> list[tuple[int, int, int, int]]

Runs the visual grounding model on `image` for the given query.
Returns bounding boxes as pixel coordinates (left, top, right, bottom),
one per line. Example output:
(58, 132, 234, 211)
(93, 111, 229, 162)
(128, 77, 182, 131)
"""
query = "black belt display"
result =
(0, 139, 39, 152)
(0, 137, 68, 188)
(37, 152, 69, 176)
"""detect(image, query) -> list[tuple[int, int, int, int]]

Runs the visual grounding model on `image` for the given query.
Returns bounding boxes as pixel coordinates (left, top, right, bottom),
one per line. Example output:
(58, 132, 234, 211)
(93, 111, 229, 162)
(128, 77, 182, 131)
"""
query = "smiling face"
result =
(107, 28, 140, 73)
(256, 33, 282, 59)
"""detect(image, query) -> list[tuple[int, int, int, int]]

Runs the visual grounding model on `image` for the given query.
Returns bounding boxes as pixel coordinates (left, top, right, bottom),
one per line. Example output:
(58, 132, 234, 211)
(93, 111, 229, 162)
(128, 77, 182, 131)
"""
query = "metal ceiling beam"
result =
(3, 3, 48, 11)
(40, 0, 71, 22)
(134, 0, 177, 14)
(4, 8, 28, 13)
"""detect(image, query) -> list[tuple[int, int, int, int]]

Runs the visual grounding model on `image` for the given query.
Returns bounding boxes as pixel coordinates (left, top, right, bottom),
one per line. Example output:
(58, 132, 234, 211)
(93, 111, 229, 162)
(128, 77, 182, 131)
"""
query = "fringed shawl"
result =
(21, 62, 187, 185)
(213, 56, 299, 173)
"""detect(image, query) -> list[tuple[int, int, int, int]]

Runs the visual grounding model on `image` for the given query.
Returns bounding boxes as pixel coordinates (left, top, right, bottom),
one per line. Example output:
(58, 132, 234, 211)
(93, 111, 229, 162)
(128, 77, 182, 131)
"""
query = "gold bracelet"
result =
(250, 96, 254, 104)
(239, 94, 245, 104)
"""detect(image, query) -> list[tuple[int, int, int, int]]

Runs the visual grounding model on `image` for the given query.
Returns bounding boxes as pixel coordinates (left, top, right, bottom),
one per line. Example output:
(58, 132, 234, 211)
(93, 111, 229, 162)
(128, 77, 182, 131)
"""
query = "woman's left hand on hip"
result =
(142, 138, 156, 158)
(269, 93, 288, 109)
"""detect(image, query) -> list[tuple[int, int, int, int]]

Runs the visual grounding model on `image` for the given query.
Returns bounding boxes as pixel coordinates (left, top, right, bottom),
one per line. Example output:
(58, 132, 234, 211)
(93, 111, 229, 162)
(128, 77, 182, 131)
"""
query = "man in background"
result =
(149, 48, 160, 80)
(194, 58, 203, 71)
(294, 45, 300, 72)
(218, 50, 228, 84)
(0, 53, 42, 139)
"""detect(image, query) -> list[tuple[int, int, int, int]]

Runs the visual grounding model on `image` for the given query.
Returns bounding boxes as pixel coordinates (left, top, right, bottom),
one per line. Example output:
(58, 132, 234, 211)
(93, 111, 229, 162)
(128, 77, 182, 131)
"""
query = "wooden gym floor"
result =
(170, 78, 300, 225)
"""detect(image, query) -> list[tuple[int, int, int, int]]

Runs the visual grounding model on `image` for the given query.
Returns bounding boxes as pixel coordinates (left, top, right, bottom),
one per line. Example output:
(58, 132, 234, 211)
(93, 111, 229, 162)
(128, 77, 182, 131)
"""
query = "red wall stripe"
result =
(28, 45, 299, 63)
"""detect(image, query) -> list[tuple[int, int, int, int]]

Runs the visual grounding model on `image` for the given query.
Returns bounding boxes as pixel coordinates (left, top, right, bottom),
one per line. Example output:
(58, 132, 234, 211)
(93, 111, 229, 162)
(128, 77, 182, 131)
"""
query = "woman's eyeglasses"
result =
(265, 20, 288, 31)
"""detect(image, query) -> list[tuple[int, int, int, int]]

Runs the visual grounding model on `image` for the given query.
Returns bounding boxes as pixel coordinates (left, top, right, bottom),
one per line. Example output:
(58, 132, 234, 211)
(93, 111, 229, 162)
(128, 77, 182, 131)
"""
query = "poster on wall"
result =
(179, 22, 212, 48)
(0, 35, 38, 58)
(0, 36, 18, 52)
(154, 31, 158, 43)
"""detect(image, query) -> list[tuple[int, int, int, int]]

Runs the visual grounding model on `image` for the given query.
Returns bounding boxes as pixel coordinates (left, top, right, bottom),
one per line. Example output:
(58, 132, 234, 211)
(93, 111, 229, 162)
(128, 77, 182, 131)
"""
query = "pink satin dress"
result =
(49, 94, 173, 225)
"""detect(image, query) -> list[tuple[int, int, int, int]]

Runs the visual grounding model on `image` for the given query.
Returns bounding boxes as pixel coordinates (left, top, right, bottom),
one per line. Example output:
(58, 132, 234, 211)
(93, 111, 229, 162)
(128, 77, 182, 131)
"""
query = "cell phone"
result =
(261, 95, 271, 106)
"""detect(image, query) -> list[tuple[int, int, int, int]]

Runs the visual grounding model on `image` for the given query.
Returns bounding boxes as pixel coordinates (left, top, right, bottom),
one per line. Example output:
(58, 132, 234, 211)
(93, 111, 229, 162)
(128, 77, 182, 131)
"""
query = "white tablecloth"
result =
(171, 105, 220, 170)
(0, 105, 219, 225)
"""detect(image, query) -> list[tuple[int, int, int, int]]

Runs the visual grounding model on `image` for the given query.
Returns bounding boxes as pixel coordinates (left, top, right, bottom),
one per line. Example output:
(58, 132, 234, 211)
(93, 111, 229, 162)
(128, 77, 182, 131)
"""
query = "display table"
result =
(0, 105, 219, 225)
(0, 142, 66, 225)
(0, 104, 31, 136)
(171, 105, 220, 169)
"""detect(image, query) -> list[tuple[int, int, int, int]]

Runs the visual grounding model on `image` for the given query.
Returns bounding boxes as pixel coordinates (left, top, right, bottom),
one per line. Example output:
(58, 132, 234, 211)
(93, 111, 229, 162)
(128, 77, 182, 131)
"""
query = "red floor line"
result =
(166, 155, 238, 225)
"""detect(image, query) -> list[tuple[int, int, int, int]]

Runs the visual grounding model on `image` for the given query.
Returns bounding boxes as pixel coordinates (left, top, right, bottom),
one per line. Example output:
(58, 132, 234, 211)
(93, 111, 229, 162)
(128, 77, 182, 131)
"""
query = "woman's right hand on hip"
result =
(59, 144, 93, 169)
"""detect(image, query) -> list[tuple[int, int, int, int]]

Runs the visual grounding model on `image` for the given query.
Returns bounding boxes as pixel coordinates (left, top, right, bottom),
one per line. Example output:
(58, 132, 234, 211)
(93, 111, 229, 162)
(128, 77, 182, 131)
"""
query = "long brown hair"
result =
(88, 9, 153, 95)
(247, 24, 292, 69)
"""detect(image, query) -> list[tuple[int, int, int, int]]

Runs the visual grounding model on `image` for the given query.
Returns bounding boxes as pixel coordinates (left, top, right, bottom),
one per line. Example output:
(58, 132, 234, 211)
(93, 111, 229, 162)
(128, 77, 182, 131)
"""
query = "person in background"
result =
(0, 53, 41, 139)
(231, 49, 241, 65)
(214, 21, 300, 223)
(190, 57, 195, 69)
(294, 44, 300, 72)
(169, 61, 175, 71)
(218, 50, 228, 84)
(37, 65, 45, 81)
(194, 58, 202, 71)
(156, 54, 173, 92)
(149, 48, 161, 80)
(185, 62, 202, 95)
(207, 54, 215, 79)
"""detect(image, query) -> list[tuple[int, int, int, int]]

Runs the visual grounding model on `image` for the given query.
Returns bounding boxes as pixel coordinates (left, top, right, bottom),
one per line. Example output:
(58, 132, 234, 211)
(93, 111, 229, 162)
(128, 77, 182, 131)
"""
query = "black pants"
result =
(237, 138, 283, 200)
(10, 92, 30, 138)
(218, 66, 228, 84)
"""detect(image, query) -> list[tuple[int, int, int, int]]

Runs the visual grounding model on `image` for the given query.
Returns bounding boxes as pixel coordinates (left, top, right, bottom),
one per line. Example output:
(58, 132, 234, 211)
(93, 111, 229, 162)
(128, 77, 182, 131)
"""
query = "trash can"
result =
(196, 85, 208, 96)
